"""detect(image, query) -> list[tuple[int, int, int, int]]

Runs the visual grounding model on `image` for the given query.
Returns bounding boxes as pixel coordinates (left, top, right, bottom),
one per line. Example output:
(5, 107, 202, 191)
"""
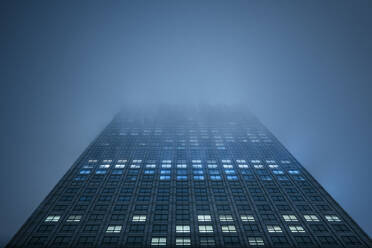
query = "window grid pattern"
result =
(7, 108, 372, 247)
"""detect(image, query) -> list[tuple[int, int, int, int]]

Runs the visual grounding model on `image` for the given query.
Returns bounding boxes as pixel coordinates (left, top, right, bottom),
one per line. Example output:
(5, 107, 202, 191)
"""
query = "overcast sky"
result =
(1, 0, 372, 245)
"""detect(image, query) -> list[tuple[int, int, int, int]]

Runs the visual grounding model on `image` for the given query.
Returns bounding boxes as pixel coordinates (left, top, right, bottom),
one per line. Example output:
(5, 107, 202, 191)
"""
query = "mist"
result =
(1, 0, 372, 245)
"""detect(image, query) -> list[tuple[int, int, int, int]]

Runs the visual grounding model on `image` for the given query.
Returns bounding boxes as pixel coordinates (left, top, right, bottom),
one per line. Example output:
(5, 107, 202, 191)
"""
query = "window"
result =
(146, 164, 156, 168)
(304, 215, 319, 222)
(177, 175, 187, 180)
(176, 237, 191, 246)
(127, 236, 144, 246)
(151, 237, 166, 246)
(223, 236, 240, 246)
(241, 215, 255, 222)
(289, 225, 306, 233)
(199, 225, 213, 233)
(132, 215, 147, 222)
(66, 215, 81, 222)
(106, 225, 122, 233)
(219, 215, 233, 222)
(227, 175, 238, 180)
(267, 225, 282, 233)
(325, 215, 341, 222)
(176, 225, 190, 233)
(152, 224, 168, 233)
(198, 215, 212, 222)
(221, 225, 236, 232)
(283, 215, 298, 222)
(160, 175, 170, 180)
(115, 164, 125, 168)
(200, 237, 215, 246)
(210, 175, 221, 180)
(288, 170, 300, 174)
(248, 237, 264, 246)
(100, 164, 110, 168)
(177, 164, 187, 168)
(342, 236, 361, 245)
(45, 215, 60, 222)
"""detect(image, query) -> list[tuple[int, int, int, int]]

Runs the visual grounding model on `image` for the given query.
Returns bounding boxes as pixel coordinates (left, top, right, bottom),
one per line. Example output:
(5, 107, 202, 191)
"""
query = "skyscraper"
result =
(8, 106, 372, 247)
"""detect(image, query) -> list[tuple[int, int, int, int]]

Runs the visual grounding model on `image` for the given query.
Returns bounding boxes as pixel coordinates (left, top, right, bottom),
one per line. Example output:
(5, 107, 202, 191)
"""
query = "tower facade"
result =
(8, 106, 372, 247)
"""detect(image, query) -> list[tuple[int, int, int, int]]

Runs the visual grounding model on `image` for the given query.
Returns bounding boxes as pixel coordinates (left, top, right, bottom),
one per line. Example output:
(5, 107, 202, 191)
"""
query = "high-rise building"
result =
(8, 106, 372, 247)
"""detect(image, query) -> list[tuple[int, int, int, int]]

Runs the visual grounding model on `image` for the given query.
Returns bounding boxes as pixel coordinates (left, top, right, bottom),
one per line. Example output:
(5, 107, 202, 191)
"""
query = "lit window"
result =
(88, 159, 97, 163)
(146, 164, 156, 168)
(236, 160, 246, 163)
(160, 176, 170, 180)
(304, 215, 319, 222)
(289, 225, 305, 233)
(160, 170, 170, 174)
(99, 164, 110, 169)
(223, 164, 233, 168)
(192, 160, 202, 163)
(194, 176, 204, 180)
(288, 170, 300, 174)
(95, 169, 107, 174)
(198, 215, 212, 222)
(254, 164, 264, 169)
(222, 160, 231, 163)
(208, 164, 217, 168)
(241, 215, 255, 222)
(45, 215, 60, 222)
(210, 175, 221, 180)
(115, 164, 125, 168)
(177, 164, 187, 168)
(238, 164, 249, 168)
(133, 159, 142, 163)
(325, 215, 341, 222)
(221, 225, 236, 233)
(251, 160, 261, 163)
(132, 215, 146, 222)
(176, 225, 190, 233)
(192, 164, 202, 169)
(79, 170, 91, 174)
(267, 225, 282, 233)
(151, 237, 166, 246)
(130, 164, 140, 168)
(266, 160, 275, 163)
(161, 164, 171, 168)
(224, 169, 235, 174)
(283, 215, 298, 222)
(102, 159, 112, 163)
(227, 175, 238, 180)
(106, 225, 122, 233)
(272, 170, 284, 175)
(268, 164, 279, 168)
(66, 215, 81, 222)
(117, 159, 127, 163)
(248, 237, 264, 246)
(176, 237, 191, 246)
(199, 225, 213, 233)
(219, 215, 233, 222)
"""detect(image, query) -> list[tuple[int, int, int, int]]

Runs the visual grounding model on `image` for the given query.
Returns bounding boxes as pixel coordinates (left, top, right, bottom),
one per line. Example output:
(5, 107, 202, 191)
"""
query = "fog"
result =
(1, 0, 372, 245)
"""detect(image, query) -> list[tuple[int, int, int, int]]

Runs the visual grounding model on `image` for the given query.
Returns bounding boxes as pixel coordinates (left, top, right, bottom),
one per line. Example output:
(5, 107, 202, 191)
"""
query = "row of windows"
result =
(28, 234, 362, 246)
(45, 214, 341, 224)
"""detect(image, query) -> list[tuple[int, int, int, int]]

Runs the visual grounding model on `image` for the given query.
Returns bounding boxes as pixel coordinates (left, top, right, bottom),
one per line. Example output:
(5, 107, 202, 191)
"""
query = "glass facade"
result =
(7, 106, 372, 247)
